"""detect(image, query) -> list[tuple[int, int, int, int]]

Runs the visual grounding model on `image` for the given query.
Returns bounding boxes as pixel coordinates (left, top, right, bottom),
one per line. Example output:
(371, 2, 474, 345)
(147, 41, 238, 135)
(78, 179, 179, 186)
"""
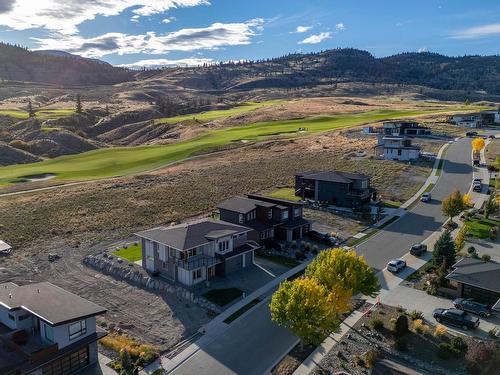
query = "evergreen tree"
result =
(119, 349, 135, 375)
(75, 94, 83, 114)
(27, 99, 35, 118)
(433, 231, 456, 268)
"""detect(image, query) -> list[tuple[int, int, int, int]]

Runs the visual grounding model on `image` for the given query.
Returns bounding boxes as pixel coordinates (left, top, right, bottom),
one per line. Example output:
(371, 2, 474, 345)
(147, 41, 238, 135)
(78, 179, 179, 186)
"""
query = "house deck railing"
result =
(175, 255, 220, 271)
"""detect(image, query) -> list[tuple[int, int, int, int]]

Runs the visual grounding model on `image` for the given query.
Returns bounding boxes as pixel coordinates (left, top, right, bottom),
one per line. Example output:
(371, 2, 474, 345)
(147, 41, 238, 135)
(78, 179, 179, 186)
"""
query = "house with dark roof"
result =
(379, 136, 421, 161)
(0, 282, 107, 375)
(446, 257, 500, 310)
(218, 195, 311, 244)
(382, 121, 431, 136)
(295, 171, 376, 209)
(135, 219, 260, 287)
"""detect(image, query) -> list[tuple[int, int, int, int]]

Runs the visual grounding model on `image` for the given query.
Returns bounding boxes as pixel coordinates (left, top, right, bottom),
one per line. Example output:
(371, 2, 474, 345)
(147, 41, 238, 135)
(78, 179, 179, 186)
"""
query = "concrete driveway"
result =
(381, 284, 499, 339)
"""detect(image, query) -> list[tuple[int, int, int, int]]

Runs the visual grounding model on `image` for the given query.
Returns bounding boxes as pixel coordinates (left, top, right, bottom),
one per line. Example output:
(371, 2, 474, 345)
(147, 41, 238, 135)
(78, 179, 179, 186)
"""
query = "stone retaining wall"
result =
(83, 254, 221, 313)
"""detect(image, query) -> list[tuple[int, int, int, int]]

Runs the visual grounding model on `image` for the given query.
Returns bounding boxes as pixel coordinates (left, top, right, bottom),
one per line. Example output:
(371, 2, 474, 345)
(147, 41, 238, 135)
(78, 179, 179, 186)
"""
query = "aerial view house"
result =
(382, 121, 430, 136)
(218, 195, 311, 243)
(480, 110, 500, 126)
(378, 136, 421, 161)
(448, 114, 483, 128)
(135, 219, 260, 287)
(446, 258, 500, 311)
(0, 282, 107, 375)
(295, 171, 376, 209)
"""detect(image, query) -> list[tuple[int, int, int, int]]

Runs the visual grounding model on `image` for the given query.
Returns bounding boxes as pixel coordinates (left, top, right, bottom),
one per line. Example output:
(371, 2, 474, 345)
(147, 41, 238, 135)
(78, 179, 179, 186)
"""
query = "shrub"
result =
(100, 332, 158, 366)
(311, 245, 318, 255)
(413, 319, 424, 334)
(488, 327, 498, 338)
(295, 251, 306, 261)
(437, 343, 459, 359)
(290, 241, 298, 249)
(370, 318, 384, 331)
(434, 325, 447, 338)
(393, 314, 409, 337)
(482, 254, 492, 262)
(364, 349, 380, 368)
(450, 336, 468, 355)
(409, 310, 424, 321)
(467, 246, 476, 255)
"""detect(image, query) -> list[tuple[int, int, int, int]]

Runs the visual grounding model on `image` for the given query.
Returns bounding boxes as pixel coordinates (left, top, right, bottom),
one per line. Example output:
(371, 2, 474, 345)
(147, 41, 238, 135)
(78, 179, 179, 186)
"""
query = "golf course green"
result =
(0, 107, 479, 188)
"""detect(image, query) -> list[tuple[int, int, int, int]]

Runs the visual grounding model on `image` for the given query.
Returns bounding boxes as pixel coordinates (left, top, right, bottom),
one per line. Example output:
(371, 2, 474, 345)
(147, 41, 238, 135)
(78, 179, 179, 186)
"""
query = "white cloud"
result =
(118, 57, 215, 68)
(335, 23, 345, 31)
(450, 23, 500, 39)
(0, 0, 210, 34)
(417, 47, 428, 53)
(162, 17, 176, 24)
(32, 18, 265, 57)
(130, 15, 140, 23)
(298, 31, 332, 45)
(293, 25, 312, 33)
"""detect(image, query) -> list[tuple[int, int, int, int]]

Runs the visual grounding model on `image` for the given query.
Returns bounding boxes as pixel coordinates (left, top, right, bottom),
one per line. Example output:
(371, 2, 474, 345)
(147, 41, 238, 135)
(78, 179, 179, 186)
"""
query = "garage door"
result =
(42, 346, 89, 375)
(225, 255, 243, 274)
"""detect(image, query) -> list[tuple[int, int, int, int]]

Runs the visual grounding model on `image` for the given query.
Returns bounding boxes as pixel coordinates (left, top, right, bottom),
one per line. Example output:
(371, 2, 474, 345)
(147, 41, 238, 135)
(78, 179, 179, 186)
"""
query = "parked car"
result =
(387, 259, 406, 273)
(466, 131, 478, 137)
(433, 308, 480, 330)
(488, 135, 496, 139)
(453, 298, 492, 318)
(473, 178, 482, 184)
(307, 230, 337, 245)
(421, 192, 431, 202)
(473, 182, 482, 192)
(410, 243, 427, 256)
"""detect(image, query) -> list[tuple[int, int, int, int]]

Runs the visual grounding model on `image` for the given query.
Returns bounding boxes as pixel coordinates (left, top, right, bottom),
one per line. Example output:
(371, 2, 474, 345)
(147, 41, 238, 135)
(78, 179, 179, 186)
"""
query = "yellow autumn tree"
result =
(471, 138, 485, 152)
(269, 277, 350, 346)
(463, 193, 473, 207)
(305, 248, 380, 297)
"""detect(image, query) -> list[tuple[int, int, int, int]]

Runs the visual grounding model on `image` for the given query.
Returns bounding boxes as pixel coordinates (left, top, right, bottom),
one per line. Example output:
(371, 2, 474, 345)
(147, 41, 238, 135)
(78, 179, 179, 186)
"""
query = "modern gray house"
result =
(218, 195, 311, 243)
(295, 171, 376, 209)
(135, 219, 260, 287)
(0, 282, 107, 375)
(382, 121, 430, 136)
(446, 258, 500, 311)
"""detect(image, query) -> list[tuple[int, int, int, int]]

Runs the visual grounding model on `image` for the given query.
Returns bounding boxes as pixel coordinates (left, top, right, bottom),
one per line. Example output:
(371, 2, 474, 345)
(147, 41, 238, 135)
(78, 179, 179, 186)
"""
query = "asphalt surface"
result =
(170, 137, 474, 375)
(356, 137, 473, 273)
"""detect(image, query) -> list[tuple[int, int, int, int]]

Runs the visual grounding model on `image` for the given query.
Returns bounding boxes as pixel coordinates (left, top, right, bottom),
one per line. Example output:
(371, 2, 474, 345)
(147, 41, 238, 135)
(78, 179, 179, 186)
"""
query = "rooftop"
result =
(0, 240, 11, 253)
(0, 282, 106, 326)
(296, 170, 369, 183)
(446, 258, 500, 294)
(135, 219, 250, 250)
(217, 196, 275, 214)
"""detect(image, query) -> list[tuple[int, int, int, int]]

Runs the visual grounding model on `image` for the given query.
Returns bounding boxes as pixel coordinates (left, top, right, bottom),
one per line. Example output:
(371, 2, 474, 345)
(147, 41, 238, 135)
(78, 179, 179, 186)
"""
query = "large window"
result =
(68, 320, 87, 341)
(42, 346, 89, 375)
(45, 324, 54, 343)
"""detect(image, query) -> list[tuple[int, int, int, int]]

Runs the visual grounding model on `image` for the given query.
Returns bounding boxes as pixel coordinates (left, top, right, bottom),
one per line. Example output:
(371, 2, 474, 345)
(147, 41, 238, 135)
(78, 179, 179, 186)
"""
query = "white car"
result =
(387, 259, 406, 273)
(421, 192, 431, 202)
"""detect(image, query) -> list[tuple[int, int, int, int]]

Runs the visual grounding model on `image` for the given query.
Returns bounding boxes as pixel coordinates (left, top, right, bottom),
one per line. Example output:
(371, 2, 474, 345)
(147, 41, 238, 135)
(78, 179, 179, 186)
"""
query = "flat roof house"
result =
(382, 121, 430, 136)
(135, 219, 260, 287)
(379, 136, 421, 161)
(448, 114, 483, 128)
(446, 258, 500, 311)
(295, 171, 376, 210)
(0, 282, 107, 375)
(218, 195, 311, 244)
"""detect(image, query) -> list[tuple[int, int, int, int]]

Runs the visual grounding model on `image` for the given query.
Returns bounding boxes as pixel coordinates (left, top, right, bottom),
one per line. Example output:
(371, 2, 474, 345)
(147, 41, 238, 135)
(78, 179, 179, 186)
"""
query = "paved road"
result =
(169, 138, 474, 375)
(356, 137, 473, 273)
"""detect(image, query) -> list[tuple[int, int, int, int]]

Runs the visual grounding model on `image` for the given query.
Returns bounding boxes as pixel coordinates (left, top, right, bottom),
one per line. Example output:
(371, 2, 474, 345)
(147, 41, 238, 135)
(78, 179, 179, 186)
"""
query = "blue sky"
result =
(0, 0, 499, 67)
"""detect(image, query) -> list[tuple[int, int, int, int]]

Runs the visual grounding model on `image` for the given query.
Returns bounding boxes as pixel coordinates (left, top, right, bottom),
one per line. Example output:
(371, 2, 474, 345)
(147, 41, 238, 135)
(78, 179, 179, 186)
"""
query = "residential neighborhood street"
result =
(156, 134, 498, 375)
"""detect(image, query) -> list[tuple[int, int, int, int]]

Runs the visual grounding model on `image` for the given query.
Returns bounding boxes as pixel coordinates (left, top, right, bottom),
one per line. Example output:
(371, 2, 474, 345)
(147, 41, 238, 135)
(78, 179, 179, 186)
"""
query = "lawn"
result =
(466, 217, 500, 239)
(112, 243, 142, 262)
(255, 254, 300, 268)
(154, 100, 285, 125)
(203, 288, 243, 307)
(0, 108, 74, 121)
(267, 187, 301, 202)
(0, 107, 479, 188)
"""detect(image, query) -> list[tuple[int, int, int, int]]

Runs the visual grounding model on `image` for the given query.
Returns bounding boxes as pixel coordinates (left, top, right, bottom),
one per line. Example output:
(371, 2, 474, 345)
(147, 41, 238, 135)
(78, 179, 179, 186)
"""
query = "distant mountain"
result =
(0, 43, 134, 86)
(151, 48, 500, 96)
(33, 50, 110, 66)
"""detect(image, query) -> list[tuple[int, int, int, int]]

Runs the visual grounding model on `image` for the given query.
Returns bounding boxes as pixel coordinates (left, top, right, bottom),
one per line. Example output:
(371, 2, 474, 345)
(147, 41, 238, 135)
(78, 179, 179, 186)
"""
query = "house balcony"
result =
(175, 254, 221, 271)
(347, 187, 374, 199)
(0, 323, 58, 364)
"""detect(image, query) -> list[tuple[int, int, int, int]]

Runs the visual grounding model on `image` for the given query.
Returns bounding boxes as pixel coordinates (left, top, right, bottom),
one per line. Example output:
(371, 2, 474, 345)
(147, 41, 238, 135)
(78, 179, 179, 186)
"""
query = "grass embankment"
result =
(154, 100, 284, 125)
(203, 288, 243, 307)
(112, 243, 142, 262)
(0, 108, 75, 121)
(267, 187, 301, 202)
(0, 107, 476, 188)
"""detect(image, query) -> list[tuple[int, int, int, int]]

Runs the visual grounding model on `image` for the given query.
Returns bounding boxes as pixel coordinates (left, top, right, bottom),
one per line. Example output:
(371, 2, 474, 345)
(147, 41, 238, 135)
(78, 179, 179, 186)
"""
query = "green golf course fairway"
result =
(0, 107, 475, 188)
(0, 108, 75, 121)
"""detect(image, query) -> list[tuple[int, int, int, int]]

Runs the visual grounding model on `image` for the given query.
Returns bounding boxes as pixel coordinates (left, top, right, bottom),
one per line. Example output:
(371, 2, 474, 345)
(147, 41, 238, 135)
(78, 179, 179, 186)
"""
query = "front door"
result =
(208, 266, 215, 278)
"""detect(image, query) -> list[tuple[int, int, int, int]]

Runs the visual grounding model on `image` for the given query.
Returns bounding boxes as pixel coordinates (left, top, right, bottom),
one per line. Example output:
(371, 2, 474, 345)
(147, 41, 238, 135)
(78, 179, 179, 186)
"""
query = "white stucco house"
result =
(380, 136, 421, 161)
